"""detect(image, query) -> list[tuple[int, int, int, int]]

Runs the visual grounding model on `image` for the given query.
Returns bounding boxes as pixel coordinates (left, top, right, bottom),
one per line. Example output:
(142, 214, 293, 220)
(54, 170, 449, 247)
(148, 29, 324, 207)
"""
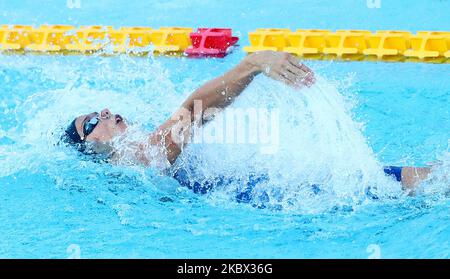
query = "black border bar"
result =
(1, 259, 450, 276)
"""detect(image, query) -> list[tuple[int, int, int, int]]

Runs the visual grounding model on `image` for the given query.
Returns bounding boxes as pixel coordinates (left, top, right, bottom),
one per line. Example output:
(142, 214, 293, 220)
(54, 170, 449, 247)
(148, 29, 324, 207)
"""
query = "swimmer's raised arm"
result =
(149, 51, 315, 164)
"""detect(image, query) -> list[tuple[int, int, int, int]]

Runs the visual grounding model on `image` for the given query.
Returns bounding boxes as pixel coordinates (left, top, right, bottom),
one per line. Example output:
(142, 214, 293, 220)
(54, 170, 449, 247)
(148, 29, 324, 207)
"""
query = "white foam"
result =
(178, 75, 403, 212)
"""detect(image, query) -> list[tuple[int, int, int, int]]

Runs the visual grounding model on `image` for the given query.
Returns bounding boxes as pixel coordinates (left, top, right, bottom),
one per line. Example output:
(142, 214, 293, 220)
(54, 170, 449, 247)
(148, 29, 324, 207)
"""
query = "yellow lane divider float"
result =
(1, 25, 449, 63)
(0, 24, 193, 55)
(244, 29, 450, 63)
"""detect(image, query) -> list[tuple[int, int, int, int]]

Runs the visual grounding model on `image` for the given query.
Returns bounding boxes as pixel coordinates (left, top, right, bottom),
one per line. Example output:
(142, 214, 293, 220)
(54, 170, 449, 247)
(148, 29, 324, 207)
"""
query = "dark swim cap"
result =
(61, 118, 87, 153)
(60, 118, 111, 163)
(64, 119, 83, 144)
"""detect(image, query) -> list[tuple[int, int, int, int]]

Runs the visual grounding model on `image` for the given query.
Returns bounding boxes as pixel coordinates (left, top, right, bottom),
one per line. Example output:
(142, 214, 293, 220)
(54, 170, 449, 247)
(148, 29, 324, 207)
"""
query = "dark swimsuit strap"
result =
(383, 166, 403, 182)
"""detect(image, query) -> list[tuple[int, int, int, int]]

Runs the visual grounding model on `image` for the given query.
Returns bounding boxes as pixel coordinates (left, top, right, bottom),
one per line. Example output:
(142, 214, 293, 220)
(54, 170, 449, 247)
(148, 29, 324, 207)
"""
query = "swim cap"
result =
(64, 119, 83, 144)
(60, 118, 87, 153)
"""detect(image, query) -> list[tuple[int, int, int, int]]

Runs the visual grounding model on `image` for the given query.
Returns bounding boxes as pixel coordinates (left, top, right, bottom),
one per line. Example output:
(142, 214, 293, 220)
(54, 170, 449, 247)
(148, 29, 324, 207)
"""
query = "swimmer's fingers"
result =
(285, 65, 315, 87)
(268, 69, 294, 87)
(276, 70, 303, 89)
(262, 64, 296, 87)
(287, 56, 316, 85)
(256, 51, 314, 88)
(287, 55, 314, 76)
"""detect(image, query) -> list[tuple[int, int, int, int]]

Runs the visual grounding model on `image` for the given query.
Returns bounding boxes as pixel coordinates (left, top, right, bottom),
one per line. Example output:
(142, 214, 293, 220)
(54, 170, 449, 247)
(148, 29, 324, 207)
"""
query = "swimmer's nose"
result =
(100, 108, 112, 119)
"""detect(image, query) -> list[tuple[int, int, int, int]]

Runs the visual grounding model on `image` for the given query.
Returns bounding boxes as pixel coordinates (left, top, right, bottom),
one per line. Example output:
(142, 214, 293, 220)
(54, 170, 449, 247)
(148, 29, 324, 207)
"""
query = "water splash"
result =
(176, 75, 403, 213)
(1, 54, 447, 215)
(419, 151, 450, 197)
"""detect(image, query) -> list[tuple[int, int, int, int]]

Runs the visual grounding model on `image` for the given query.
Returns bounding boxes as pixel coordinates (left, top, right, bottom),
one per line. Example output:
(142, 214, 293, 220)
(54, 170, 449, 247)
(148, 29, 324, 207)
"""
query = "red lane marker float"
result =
(185, 28, 239, 58)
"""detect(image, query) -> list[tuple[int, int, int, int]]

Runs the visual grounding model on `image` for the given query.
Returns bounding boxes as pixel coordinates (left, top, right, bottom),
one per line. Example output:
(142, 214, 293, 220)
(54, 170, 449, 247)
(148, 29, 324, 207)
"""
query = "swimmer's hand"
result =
(245, 51, 315, 88)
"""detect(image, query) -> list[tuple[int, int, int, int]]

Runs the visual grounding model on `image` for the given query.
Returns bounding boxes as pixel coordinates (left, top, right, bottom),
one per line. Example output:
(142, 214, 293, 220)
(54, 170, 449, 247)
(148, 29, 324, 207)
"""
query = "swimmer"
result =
(61, 51, 433, 195)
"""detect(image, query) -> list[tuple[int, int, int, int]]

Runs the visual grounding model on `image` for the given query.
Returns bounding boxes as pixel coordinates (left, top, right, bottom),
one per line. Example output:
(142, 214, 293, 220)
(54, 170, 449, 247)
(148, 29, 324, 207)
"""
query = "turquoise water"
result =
(0, 0, 450, 258)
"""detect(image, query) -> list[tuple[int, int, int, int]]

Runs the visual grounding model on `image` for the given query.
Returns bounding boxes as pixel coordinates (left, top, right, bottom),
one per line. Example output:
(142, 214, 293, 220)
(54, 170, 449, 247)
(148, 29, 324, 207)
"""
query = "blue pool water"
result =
(0, 0, 450, 258)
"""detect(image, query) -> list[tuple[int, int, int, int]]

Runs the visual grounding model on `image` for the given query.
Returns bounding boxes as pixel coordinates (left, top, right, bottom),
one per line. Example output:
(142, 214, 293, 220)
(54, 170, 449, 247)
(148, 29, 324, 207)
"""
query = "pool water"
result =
(0, 0, 450, 258)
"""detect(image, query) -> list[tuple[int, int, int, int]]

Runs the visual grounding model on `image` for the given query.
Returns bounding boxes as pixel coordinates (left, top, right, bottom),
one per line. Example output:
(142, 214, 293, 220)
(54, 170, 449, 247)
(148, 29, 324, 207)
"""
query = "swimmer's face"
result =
(74, 108, 127, 143)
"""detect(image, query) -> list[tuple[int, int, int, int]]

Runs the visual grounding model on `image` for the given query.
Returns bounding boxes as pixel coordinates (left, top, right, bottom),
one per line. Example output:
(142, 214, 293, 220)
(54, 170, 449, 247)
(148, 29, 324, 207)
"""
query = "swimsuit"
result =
(172, 166, 403, 205)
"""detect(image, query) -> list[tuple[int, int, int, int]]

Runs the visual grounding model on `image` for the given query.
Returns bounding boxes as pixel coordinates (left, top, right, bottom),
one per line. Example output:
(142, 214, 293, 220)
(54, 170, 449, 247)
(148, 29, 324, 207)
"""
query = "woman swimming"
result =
(61, 50, 433, 197)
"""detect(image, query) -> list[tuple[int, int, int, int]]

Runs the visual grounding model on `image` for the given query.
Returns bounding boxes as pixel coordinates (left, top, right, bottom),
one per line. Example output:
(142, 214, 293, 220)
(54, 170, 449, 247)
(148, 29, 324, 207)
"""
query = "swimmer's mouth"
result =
(115, 114, 124, 124)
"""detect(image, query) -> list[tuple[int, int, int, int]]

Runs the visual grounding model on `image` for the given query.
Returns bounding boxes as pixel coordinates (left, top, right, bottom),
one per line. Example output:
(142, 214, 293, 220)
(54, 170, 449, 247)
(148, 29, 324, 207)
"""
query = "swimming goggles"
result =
(82, 113, 100, 139)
